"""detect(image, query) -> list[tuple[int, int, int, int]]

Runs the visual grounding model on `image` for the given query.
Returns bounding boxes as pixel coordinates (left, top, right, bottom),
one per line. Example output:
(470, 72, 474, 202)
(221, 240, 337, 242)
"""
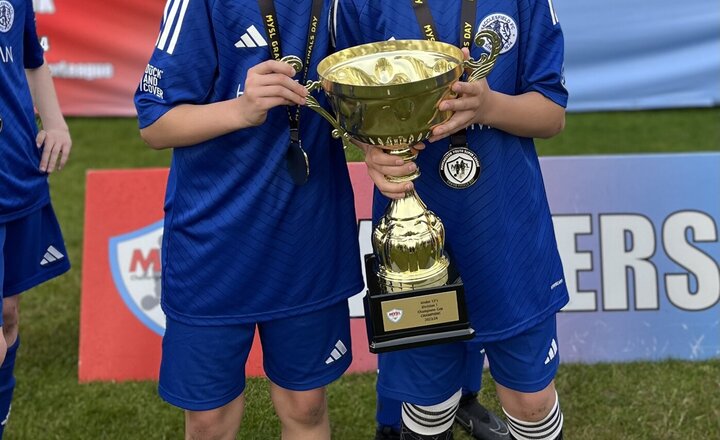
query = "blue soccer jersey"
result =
(0, 0, 48, 223)
(134, 0, 364, 325)
(334, 0, 569, 341)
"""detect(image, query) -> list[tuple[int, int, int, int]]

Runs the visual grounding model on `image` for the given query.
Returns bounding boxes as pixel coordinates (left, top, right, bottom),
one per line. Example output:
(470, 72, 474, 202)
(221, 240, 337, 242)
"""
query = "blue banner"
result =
(555, 0, 720, 111)
(543, 153, 720, 362)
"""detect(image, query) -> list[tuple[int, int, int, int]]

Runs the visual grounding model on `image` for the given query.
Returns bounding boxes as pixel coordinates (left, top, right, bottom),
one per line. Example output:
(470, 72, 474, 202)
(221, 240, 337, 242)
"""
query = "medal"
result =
(287, 128, 310, 185)
(439, 146, 481, 189)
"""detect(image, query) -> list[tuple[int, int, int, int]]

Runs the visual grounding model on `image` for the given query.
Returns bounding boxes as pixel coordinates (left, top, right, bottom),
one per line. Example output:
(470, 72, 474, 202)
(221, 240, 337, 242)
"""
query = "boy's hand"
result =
(37, 127, 71, 173)
(354, 140, 425, 200)
(429, 48, 492, 143)
(238, 60, 308, 127)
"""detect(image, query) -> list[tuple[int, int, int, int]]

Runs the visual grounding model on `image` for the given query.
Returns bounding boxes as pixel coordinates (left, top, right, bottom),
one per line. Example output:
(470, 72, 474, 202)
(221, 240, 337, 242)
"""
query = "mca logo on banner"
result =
(109, 221, 165, 336)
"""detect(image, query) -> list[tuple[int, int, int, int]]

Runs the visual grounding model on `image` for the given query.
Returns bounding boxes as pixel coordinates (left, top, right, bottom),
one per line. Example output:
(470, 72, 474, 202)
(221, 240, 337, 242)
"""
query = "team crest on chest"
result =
(479, 13, 517, 54)
(0, 1, 14, 33)
(439, 147, 481, 189)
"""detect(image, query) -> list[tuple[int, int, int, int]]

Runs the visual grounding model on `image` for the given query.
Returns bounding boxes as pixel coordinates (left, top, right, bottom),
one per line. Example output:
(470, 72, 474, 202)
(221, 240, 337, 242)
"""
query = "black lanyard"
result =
(411, 0, 476, 149)
(257, 0, 323, 134)
(411, 0, 476, 48)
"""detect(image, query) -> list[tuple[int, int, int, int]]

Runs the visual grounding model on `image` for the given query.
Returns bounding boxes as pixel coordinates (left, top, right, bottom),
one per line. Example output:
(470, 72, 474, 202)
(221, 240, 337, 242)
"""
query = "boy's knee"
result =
(501, 388, 564, 440)
(186, 412, 226, 440)
(185, 396, 244, 440)
(282, 393, 327, 426)
(498, 384, 557, 422)
(1, 301, 19, 343)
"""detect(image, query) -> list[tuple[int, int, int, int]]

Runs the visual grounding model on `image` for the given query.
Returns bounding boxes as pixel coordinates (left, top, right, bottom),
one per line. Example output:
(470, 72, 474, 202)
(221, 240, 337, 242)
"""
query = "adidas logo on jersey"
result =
(40, 245, 64, 266)
(544, 338, 558, 365)
(324, 339, 348, 365)
(235, 25, 268, 48)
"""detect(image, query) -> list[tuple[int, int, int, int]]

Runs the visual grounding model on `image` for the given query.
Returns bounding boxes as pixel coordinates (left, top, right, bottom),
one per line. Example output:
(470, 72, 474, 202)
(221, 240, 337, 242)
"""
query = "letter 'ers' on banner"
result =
(80, 155, 720, 381)
(543, 153, 719, 363)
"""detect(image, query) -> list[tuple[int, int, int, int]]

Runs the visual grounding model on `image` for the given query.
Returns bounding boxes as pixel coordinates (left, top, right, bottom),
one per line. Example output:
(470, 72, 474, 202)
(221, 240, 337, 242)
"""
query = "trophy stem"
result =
(382, 146, 420, 183)
(373, 188, 449, 293)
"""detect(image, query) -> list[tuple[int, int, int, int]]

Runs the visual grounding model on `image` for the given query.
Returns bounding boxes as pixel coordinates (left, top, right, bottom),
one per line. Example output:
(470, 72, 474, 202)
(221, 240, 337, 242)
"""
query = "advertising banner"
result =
(79, 166, 377, 382)
(80, 154, 720, 381)
(33, 0, 164, 115)
(34, 0, 720, 116)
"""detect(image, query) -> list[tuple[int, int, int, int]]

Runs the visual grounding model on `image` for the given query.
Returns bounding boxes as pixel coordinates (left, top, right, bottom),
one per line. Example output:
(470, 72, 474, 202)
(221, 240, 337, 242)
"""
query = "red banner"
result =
(34, 0, 165, 116)
(79, 163, 376, 382)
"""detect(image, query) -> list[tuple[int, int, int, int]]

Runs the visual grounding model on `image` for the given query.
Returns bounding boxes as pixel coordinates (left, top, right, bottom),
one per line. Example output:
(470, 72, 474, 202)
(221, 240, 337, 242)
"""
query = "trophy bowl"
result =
(298, 31, 500, 180)
(317, 39, 465, 147)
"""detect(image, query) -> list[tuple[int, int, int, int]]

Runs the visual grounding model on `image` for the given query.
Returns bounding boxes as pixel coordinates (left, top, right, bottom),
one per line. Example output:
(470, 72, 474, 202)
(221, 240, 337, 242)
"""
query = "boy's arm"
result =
(431, 0, 568, 143)
(139, 60, 307, 150)
(430, 79, 565, 142)
(25, 62, 71, 173)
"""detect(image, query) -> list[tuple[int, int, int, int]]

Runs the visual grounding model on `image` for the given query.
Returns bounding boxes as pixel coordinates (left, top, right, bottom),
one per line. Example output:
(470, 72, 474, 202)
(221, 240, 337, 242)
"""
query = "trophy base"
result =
(363, 254, 475, 353)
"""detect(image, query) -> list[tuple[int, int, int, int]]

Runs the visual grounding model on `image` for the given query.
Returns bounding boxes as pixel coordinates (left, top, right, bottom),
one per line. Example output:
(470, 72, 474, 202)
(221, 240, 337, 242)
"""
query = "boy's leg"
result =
(376, 343, 467, 440)
(375, 393, 402, 439)
(0, 298, 17, 439)
(0, 225, 7, 434)
(261, 300, 352, 440)
(0, 205, 69, 438)
(185, 395, 246, 440)
(160, 318, 255, 439)
(270, 385, 330, 440)
(484, 315, 564, 440)
(496, 382, 561, 440)
(455, 344, 510, 439)
(375, 344, 509, 440)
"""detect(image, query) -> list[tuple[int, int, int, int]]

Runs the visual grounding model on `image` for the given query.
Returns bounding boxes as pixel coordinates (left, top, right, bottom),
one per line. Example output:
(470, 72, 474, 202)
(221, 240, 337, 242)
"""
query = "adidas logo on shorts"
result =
(324, 340, 347, 365)
(40, 245, 64, 266)
(544, 338, 558, 365)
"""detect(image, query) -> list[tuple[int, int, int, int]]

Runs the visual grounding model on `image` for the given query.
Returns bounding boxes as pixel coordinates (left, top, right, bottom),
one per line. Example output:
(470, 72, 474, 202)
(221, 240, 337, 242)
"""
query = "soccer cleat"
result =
(374, 425, 401, 440)
(400, 425, 453, 440)
(454, 394, 510, 440)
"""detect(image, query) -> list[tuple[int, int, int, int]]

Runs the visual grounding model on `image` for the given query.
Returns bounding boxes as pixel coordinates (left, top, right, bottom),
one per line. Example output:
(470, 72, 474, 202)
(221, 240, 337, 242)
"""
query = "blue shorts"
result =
(377, 314, 560, 405)
(0, 204, 70, 317)
(159, 299, 353, 411)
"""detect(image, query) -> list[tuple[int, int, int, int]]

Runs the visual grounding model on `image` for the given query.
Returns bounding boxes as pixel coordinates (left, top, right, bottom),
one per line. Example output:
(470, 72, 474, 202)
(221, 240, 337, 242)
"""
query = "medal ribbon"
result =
(410, 0, 477, 150)
(257, 0, 323, 183)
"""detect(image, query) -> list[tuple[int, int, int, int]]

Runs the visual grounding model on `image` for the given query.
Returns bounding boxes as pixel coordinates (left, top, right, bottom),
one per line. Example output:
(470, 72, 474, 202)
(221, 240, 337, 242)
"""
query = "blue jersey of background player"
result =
(334, 0, 569, 439)
(0, 0, 72, 437)
(134, 0, 363, 438)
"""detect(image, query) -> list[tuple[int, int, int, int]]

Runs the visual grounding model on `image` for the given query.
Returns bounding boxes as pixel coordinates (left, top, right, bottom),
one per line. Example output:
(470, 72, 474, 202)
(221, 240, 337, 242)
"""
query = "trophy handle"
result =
(463, 29, 502, 82)
(279, 55, 349, 141)
(304, 80, 350, 141)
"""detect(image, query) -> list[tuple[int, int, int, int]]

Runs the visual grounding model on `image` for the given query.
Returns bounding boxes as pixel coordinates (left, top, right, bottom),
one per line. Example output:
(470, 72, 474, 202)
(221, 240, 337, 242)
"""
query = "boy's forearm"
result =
(481, 91, 565, 139)
(139, 98, 252, 150)
(25, 62, 68, 131)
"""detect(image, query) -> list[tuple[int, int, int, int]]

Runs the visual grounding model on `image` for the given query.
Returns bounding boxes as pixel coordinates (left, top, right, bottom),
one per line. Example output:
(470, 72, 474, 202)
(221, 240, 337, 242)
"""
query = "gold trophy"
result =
(288, 30, 501, 352)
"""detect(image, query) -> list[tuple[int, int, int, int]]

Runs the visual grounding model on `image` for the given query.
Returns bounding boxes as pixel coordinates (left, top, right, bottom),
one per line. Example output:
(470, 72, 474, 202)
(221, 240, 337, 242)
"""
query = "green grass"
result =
(8, 108, 720, 439)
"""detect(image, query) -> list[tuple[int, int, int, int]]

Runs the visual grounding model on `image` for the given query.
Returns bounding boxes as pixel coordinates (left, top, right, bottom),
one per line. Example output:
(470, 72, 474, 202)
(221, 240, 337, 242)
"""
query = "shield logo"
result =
(447, 157, 474, 182)
(109, 220, 166, 335)
(386, 308, 403, 323)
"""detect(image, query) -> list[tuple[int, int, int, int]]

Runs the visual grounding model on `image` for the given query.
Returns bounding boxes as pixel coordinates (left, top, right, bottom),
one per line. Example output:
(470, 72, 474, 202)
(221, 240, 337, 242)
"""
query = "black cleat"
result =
(454, 394, 510, 440)
(375, 425, 401, 440)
